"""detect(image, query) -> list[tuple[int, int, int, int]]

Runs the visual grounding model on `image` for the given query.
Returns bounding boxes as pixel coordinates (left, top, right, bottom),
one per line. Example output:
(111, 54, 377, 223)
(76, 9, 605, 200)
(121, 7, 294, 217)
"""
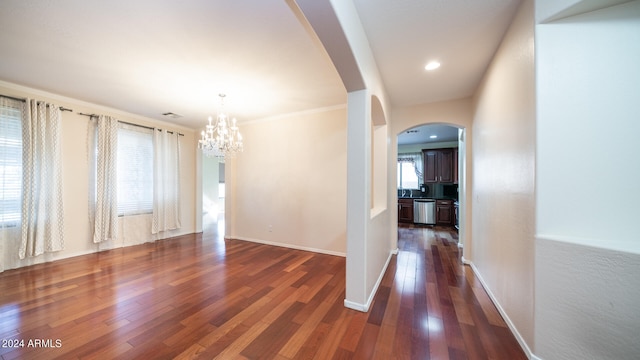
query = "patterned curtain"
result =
(152, 129, 181, 235)
(94, 115, 118, 243)
(19, 100, 64, 259)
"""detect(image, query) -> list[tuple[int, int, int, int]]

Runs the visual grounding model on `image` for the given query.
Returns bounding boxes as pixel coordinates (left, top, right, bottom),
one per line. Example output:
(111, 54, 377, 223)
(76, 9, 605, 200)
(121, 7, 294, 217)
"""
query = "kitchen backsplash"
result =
(398, 184, 458, 199)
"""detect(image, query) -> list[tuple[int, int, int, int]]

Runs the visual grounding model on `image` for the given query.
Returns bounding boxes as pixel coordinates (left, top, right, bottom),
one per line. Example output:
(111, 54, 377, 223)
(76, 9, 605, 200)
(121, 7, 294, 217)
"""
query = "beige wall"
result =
(470, 0, 536, 354)
(227, 107, 347, 255)
(0, 81, 197, 271)
(535, 1, 640, 358)
(392, 98, 474, 251)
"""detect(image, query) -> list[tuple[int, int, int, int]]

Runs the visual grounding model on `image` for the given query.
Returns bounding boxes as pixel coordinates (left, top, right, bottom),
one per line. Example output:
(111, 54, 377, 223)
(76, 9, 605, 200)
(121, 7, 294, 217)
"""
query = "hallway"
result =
(387, 225, 527, 359)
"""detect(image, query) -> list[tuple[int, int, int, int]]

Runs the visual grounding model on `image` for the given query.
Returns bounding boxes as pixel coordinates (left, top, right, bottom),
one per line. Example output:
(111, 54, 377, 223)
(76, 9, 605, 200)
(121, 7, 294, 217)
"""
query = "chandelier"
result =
(198, 94, 243, 162)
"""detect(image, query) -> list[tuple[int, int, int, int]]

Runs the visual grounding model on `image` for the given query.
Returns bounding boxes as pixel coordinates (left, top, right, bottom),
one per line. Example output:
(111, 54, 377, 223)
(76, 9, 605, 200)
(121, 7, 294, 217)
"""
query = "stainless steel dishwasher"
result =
(413, 199, 436, 225)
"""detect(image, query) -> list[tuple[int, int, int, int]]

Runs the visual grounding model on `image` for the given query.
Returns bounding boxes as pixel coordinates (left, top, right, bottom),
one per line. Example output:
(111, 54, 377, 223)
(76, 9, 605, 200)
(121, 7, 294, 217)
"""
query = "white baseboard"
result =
(343, 249, 395, 313)
(343, 299, 368, 312)
(229, 236, 346, 257)
(465, 260, 541, 360)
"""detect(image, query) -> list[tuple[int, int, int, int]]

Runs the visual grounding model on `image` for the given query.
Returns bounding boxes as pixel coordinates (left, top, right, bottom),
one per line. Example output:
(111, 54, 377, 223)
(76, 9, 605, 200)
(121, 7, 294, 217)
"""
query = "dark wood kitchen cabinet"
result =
(423, 150, 438, 183)
(423, 148, 454, 183)
(398, 198, 414, 223)
(439, 149, 454, 183)
(453, 148, 459, 184)
(436, 199, 453, 225)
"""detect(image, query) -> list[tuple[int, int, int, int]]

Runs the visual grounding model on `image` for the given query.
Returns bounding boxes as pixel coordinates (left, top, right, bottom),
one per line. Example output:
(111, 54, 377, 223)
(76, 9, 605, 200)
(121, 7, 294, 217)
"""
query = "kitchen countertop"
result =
(398, 196, 458, 201)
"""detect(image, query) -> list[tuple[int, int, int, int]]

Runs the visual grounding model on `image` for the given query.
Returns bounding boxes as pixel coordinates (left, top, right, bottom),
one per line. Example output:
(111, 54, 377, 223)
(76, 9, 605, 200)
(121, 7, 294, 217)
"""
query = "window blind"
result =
(117, 123, 154, 215)
(0, 98, 23, 226)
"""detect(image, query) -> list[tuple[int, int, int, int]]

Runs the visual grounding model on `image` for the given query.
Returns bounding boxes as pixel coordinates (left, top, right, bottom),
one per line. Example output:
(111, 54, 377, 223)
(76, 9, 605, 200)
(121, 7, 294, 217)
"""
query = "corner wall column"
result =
(344, 89, 370, 309)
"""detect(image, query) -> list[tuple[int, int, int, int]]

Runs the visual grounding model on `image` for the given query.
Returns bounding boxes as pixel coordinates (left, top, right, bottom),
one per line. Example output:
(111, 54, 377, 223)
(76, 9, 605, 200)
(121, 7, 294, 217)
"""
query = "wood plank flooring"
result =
(0, 219, 526, 359)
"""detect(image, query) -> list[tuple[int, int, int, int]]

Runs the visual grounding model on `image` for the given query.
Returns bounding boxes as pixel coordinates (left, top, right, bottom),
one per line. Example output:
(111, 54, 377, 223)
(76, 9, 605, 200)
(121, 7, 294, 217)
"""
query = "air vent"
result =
(406, 130, 419, 134)
(162, 112, 183, 119)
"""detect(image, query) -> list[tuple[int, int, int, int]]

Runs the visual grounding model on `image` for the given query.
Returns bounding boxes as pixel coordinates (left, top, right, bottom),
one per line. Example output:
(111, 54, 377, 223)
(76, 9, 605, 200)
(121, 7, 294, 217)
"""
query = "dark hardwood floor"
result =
(0, 218, 526, 359)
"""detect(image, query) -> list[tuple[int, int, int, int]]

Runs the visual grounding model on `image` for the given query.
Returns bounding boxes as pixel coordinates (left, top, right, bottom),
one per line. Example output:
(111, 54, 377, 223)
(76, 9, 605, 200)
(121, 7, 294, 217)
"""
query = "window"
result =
(397, 162, 419, 189)
(117, 124, 153, 215)
(0, 99, 22, 226)
(397, 153, 422, 190)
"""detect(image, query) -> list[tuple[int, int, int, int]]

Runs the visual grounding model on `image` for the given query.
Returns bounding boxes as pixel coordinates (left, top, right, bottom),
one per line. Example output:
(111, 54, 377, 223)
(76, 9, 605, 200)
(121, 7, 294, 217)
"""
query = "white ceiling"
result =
(398, 124, 460, 145)
(353, 0, 522, 107)
(0, 0, 521, 130)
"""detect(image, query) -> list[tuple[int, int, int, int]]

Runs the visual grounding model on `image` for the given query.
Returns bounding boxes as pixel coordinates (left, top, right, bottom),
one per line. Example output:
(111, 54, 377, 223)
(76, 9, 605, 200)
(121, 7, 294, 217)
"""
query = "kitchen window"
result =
(397, 153, 422, 189)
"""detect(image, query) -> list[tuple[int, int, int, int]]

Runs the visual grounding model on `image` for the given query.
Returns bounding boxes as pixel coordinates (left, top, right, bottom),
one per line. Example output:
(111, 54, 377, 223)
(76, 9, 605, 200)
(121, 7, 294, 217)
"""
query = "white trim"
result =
(244, 103, 347, 125)
(344, 299, 367, 312)
(537, 233, 640, 255)
(465, 260, 541, 360)
(343, 249, 395, 312)
(229, 236, 346, 257)
(370, 205, 386, 219)
(0, 80, 193, 134)
(0, 231, 192, 273)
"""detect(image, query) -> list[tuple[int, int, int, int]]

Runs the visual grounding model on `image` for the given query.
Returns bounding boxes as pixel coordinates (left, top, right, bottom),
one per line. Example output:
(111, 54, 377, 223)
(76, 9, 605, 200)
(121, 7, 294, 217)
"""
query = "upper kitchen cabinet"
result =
(453, 148, 459, 184)
(423, 150, 438, 183)
(423, 148, 455, 183)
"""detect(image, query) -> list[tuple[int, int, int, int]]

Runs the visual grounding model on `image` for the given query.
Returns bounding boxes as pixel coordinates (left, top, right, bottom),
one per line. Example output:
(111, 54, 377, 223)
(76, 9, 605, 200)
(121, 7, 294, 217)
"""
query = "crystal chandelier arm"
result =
(198, 93, 243, 162)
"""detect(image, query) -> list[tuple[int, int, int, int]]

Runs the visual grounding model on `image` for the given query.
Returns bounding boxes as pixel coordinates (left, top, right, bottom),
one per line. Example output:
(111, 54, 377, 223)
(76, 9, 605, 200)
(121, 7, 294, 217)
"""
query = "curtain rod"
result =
(2, 93, 182, 136)
(78, 112, 184, 136)
(0, 94, 73, 112)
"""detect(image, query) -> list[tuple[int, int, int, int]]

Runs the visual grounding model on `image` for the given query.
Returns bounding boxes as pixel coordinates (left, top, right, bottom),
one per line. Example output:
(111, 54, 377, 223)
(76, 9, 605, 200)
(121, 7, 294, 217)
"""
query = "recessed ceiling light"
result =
(430, 135, 438, 139)
(425, 61, 441, 71)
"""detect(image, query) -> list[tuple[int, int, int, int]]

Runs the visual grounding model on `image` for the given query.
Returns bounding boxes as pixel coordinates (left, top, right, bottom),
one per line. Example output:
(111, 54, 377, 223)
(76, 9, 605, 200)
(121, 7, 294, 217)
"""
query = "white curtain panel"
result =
(19, 100, 65, 259)
(94, 115, 118, 243)
(152, 130, 181, 234)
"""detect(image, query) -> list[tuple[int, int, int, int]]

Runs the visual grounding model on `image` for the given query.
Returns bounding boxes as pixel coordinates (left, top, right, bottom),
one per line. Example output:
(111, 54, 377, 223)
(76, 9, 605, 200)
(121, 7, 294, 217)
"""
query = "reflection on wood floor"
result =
(394, 224, 527, 359)
(0, 218, 525, 359)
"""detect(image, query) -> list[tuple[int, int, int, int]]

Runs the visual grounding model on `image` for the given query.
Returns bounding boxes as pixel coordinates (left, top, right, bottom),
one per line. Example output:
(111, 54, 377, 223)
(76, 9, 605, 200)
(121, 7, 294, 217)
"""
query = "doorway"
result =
(202, 157, 225, 239)
(396, 123, 466, 248)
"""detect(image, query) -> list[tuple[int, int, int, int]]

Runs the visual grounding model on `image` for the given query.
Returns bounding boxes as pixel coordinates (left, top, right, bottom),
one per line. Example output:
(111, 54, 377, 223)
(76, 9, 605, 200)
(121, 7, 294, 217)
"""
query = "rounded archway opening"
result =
(394, 122, 467, 252)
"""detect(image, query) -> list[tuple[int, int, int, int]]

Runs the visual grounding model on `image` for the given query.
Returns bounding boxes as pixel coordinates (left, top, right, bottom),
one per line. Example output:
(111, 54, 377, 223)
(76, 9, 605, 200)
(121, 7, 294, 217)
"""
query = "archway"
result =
(393, 122, 467, 253)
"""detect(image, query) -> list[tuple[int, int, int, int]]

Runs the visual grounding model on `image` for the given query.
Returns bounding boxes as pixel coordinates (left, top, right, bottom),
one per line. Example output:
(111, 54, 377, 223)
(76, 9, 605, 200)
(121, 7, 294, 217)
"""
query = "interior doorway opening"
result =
(396, 123, 466, 248)
(202, 157, 226, 240)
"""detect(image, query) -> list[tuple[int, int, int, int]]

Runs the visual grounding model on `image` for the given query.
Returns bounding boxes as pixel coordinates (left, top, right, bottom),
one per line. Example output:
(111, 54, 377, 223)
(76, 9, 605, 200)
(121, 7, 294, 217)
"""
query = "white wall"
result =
(536, 0, 640, 254)
(294, 0, 394, 311)
(228, 107, 347, 256)
(536, 0, 631, 22)
(535, 1, 640, 358)
(371, 96, 387, 212)
(325, 0, 395, 311)
(0, 81, 197, 271)
(202, 155, 221, 216)
(470, 0, 536, 353)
